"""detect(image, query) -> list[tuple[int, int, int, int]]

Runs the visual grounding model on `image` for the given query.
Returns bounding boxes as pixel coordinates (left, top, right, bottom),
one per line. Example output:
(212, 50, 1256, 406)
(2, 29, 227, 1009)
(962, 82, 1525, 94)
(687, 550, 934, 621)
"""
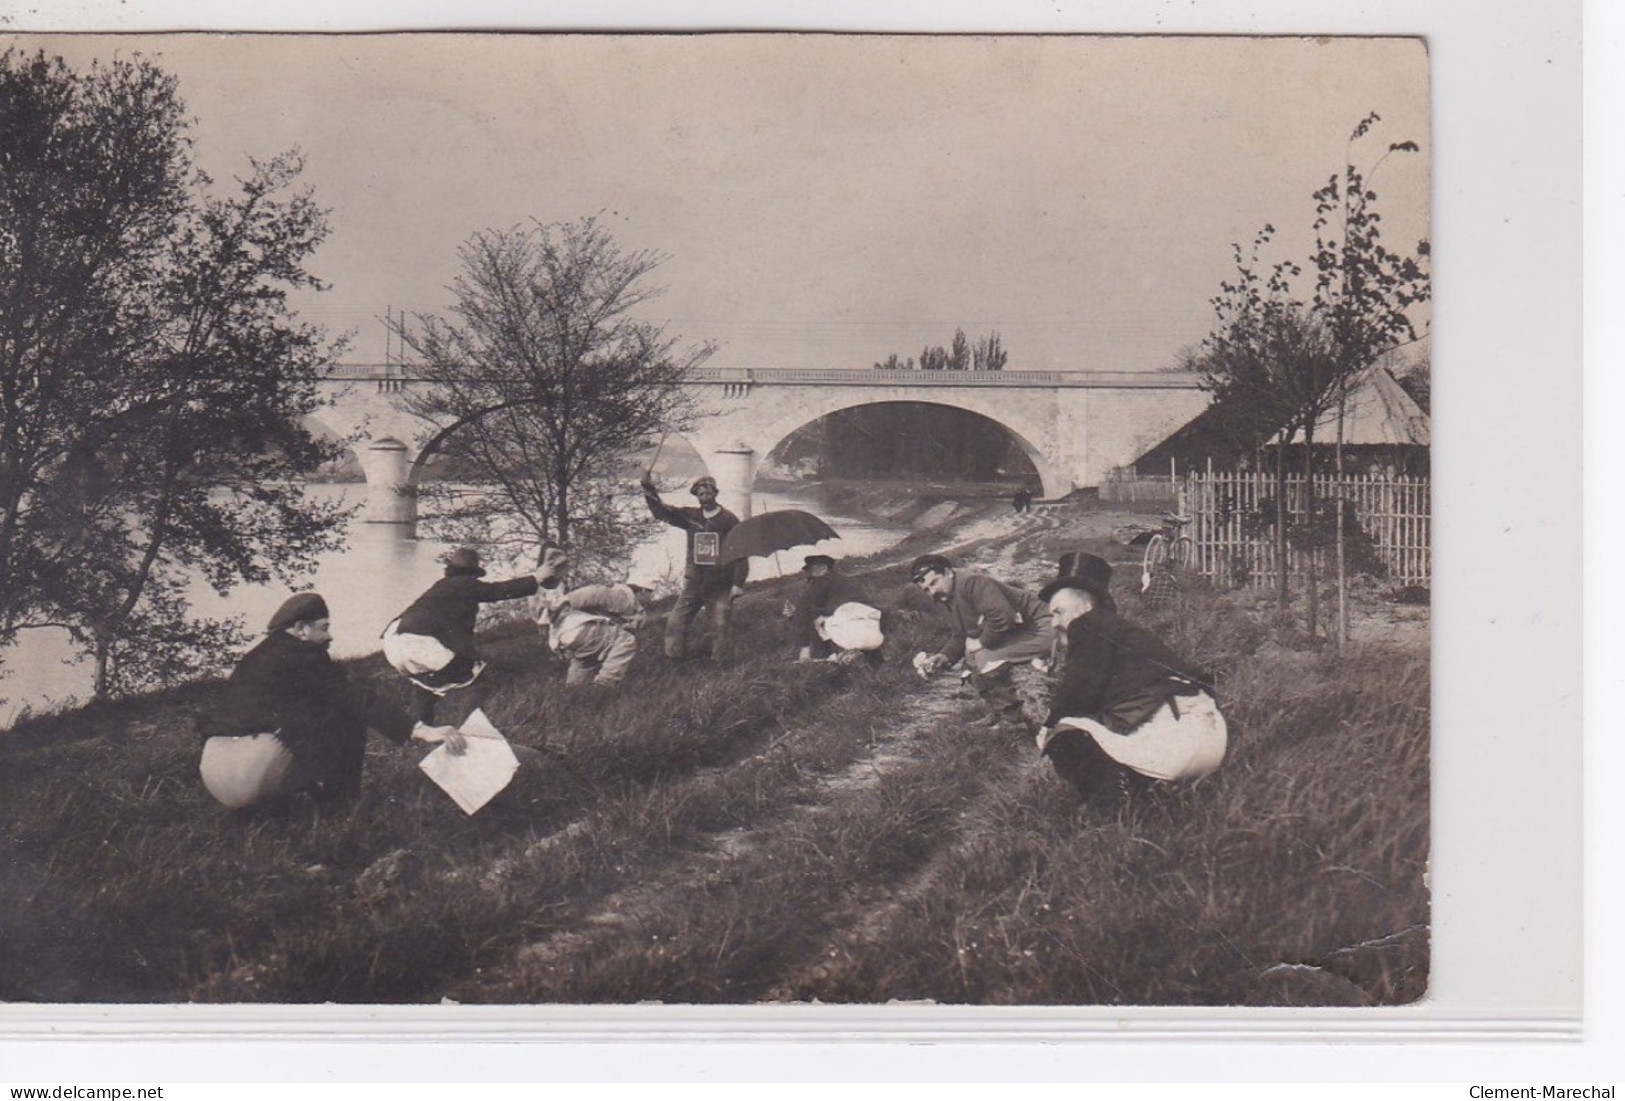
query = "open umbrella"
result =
(718, 510, 840, 566)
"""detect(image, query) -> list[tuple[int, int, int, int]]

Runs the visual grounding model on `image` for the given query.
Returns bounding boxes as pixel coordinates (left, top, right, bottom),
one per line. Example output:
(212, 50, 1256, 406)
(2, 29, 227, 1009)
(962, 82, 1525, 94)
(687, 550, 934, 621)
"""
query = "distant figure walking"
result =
(383, 546, 564, 723)
(199, 593, 465, 810)
(909, 554, 1056, 733)
(641, 472, 748, 661)
(1036, 556, 1227, 808)
(1011, 487, 1034, 514)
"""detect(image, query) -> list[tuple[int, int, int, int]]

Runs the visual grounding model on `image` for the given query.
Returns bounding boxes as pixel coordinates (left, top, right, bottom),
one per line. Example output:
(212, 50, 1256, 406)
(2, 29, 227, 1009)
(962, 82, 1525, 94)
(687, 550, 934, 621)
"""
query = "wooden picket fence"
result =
(1182, 471, 1431, 589)
(1100, 466, 1182, 505)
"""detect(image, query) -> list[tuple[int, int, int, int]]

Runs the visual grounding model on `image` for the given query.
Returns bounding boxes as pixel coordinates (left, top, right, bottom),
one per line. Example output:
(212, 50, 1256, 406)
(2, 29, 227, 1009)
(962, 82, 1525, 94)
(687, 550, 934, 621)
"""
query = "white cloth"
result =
(382, 617, 455, 676)
(1051, 691, 1228, 782)
(418, 709, 520, 815)
(816, 601, 884, 651)
(200, 732, 297, 809)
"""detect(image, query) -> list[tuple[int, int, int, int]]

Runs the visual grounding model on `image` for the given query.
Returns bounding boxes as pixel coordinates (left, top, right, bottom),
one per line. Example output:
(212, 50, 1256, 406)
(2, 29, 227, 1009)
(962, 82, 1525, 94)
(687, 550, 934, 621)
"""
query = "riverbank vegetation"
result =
(0, 503, 1427, 1006)
(0, 51, 350, 699)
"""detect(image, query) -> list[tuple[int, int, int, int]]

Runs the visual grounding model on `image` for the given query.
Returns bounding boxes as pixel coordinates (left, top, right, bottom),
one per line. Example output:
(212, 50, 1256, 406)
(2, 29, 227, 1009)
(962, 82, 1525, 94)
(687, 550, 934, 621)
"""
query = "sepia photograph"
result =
(0, 31, 1437, 1010)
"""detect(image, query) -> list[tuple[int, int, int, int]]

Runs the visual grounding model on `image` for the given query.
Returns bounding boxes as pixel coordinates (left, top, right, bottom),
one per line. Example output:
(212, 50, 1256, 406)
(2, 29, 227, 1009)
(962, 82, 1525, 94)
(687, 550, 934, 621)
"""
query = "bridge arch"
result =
(684, 390, 1074, 509)
(770, 396, 1058, 494)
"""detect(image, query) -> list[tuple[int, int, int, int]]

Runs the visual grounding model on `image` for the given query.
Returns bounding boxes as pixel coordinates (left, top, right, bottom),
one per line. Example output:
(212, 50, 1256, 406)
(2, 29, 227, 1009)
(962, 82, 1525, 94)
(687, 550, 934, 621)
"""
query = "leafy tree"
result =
(395, 216, 712, 571)
(873, 328, 1007, 372)
(1195, 114, 1430, 629)
(0, 50, 345, 697)
(973, 332, 1008, 371)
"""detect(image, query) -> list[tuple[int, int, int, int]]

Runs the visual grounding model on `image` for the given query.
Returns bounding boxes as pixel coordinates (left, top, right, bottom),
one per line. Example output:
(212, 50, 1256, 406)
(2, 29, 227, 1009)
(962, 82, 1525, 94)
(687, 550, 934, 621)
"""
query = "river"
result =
(0, 482, 908, 726)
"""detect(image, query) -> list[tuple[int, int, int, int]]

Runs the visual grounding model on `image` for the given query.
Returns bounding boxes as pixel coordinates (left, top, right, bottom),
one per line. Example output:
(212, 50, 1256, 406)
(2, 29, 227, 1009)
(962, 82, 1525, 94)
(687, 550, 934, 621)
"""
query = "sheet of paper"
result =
(418, 708, 520, 815)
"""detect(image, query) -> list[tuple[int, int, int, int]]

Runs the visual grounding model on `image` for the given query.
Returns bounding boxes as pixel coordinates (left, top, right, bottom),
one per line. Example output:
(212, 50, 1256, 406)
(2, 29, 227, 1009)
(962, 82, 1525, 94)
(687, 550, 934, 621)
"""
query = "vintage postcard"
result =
(0, 29, 1474, 1022)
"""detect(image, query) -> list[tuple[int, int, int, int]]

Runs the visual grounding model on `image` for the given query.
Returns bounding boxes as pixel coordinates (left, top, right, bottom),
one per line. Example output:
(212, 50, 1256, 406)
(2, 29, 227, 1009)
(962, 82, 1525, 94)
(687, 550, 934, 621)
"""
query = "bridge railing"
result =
(324, 363, 1204, 389)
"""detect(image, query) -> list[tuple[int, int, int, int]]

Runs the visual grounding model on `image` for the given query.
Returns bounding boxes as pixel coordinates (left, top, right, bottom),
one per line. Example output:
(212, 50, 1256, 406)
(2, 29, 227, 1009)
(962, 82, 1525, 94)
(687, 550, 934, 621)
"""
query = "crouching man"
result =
(909, 554, 1056, 732)
(787, 554, 884, 665)
(1036, 557, 1227, 807)
(200, 593, 465, 810)
(537, 575, 654, 688)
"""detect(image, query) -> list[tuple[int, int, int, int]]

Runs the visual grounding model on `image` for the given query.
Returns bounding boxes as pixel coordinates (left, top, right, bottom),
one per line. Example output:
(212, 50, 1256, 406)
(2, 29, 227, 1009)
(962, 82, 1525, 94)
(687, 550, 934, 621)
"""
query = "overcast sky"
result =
(31, 33, 1430, 373)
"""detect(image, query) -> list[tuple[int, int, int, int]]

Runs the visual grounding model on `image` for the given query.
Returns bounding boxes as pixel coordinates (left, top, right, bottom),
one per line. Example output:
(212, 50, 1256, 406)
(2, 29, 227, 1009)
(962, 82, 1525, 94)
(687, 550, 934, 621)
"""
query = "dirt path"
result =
(456, 504, 1083, 998)
(450, 498, 1427, 1001)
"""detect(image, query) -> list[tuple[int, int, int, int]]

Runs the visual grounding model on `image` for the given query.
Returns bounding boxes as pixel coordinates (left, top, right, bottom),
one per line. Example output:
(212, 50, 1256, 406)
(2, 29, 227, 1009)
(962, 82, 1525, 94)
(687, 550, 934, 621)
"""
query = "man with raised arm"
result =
(641, 472, 748, 661)
(383, 546, 566, 723)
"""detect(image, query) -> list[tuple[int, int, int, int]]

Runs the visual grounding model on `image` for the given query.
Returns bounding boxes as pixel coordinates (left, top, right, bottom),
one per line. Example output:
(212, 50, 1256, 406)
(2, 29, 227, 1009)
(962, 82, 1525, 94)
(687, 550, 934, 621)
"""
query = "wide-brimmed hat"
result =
(267, 592, 329, 633)
(690, 475, 718, 495)
(1038, 551, 1115, 607)
(909, 554, 953, 583)
(802, 554, 836, 572)
(444, 547, 486, 577)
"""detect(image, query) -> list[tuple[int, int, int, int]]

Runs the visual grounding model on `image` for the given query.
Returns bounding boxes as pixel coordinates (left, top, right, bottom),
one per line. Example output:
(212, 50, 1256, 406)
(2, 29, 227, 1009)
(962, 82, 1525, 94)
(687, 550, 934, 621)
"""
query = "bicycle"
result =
(1141, 512, 1195, 597)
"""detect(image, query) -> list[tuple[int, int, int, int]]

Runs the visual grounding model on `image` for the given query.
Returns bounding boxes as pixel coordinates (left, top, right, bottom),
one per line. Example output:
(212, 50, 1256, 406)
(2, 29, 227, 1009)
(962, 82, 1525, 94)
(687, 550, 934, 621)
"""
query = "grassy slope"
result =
(0, 501, 1428, 1005)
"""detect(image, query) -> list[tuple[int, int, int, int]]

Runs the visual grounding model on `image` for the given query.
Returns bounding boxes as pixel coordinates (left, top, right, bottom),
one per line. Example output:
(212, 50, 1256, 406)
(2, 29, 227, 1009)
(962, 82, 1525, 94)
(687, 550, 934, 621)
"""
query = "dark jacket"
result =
(934, 570, 1052, 664)
(793, 572, 862, 648)
(1044, 608, 1212, 733)
(204, 631, 415, 777)
(394, 572, 540, 661)
(644, 491, 749, 589)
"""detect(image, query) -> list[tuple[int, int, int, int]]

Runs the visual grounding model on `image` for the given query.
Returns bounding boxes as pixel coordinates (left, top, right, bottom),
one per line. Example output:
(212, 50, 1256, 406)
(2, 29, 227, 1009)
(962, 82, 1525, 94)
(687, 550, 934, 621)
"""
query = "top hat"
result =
(1038, 551, 1116, 609)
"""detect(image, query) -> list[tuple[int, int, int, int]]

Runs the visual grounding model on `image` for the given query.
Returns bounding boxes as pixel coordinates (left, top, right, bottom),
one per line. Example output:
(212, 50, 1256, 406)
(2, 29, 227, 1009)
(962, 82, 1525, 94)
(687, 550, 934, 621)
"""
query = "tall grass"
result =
(0, 514, 1427, 1005)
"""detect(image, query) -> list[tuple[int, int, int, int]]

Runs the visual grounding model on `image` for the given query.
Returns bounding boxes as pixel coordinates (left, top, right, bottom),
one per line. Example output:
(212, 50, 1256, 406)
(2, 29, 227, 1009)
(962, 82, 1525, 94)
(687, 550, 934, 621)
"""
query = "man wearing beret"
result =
(1036, 554, 1227, 807)
(641, 471, 748, 661)
(199, 593, 465, 811)
(909, 554, 1057, 732)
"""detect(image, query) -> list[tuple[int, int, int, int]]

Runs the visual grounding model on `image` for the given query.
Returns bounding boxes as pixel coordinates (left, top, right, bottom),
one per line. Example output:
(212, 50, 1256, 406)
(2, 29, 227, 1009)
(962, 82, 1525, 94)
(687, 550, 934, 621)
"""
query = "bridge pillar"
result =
(359, 438, 417, 528)
(710, 445, 757, 520)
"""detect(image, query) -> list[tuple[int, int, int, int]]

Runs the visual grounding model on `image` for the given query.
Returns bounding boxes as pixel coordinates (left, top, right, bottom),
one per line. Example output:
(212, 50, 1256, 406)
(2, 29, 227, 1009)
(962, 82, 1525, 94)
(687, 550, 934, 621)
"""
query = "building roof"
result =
(1289, 365, 1431, 447)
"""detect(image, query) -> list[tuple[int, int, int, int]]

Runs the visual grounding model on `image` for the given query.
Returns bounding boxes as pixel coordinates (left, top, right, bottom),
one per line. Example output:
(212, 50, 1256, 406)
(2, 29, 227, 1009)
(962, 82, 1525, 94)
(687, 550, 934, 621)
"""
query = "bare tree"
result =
(396, 216, 712, 569)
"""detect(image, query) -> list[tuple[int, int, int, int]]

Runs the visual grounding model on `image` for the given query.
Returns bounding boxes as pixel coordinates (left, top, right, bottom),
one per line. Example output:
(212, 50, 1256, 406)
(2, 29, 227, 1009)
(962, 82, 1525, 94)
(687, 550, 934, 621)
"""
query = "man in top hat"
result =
(383, 545, 568, 723)
(199, 593, 466, 810)
(1036, 553, 1227, 807)
(909, 553, 1057, 732)
(641, 470, 748, 661)
(536, 571, 655, 689)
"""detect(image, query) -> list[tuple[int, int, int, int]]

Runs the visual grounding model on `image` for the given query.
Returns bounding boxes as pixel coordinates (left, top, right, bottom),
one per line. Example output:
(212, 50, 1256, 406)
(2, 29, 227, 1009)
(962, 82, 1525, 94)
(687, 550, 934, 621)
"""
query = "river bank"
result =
(0, 477, 973, 726)
(0, 496, 1428, 1006)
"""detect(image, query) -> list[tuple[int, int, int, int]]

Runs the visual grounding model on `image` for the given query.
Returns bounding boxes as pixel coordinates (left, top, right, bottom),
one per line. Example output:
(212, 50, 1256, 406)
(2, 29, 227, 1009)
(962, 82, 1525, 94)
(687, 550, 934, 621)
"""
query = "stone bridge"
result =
(312, 365, 1210, 526)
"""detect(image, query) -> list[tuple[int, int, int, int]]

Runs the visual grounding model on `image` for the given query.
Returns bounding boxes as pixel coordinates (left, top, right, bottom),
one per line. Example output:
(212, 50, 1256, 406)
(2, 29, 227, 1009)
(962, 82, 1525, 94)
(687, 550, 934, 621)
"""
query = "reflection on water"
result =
(0, 482, 907, 726)
(0, 486, 450, 728)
